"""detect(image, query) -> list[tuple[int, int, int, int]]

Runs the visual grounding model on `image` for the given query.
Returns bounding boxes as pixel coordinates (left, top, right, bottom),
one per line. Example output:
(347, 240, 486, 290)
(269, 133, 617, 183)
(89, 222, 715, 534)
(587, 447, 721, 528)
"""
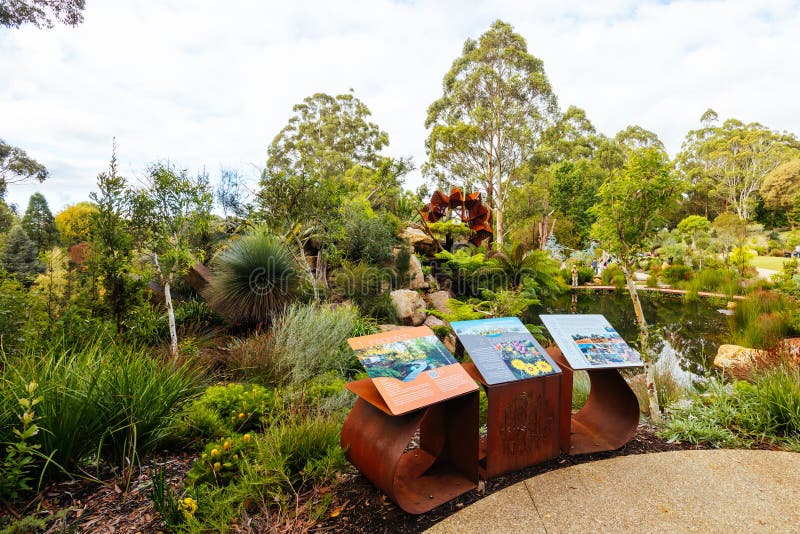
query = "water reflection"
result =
(528, 291, 730, 376)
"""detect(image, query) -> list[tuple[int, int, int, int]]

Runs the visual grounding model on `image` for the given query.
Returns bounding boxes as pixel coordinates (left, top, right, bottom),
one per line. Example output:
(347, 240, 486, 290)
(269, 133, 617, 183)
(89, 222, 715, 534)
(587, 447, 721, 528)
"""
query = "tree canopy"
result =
(0, 139, 48, 198)
(21, 192, 58, 250)
(0, 0, 85, 29)
(425, 19, 558, 243)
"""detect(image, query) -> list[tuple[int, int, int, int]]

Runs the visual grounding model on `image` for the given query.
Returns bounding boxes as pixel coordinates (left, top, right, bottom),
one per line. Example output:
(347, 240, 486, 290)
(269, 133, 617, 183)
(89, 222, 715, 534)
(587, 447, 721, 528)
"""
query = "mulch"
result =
(1, 423, 708, 533)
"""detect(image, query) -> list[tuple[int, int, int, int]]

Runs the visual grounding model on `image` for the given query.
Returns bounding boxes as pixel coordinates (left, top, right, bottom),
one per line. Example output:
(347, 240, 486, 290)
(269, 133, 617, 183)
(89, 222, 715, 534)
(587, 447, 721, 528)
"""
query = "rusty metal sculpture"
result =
(341, 378, 479, 514)
(420, 188, 493, 247)
(547, 348, 640, 455)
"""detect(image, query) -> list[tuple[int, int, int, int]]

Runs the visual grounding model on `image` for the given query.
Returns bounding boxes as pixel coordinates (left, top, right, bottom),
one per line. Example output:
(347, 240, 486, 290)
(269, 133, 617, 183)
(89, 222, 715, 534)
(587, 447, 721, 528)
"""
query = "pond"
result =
(527, 290, 732, 378)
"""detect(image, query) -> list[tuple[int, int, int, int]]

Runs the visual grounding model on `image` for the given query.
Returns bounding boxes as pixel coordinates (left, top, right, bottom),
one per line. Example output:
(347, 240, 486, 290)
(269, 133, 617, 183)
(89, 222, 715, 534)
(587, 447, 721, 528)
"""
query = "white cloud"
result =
(2, 0, 799, 211)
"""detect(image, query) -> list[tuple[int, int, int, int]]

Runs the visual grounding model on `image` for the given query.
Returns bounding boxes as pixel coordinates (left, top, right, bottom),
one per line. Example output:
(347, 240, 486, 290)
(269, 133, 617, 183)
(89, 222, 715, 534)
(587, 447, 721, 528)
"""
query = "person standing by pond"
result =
(571, 264, 579, 288)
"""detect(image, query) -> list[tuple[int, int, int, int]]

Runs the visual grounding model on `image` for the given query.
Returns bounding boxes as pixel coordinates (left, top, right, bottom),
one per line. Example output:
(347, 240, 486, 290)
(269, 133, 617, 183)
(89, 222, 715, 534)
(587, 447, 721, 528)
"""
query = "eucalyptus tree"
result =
(424, 20, 558, 244)
(260, 91, 389, 229)
(590, 147, 683, 422)
(0, 139, 48, 198)
(678, 110, 800, 220)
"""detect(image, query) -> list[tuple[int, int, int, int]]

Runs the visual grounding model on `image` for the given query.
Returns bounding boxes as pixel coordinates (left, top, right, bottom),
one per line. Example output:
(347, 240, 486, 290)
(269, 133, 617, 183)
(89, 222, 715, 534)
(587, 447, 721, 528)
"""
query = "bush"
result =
(331, 262, 397, 322)
(600, 265, 625, 288)
(661, 365, 800, 449)
(731, 290, 799, 349)
(1, 337, 205, 476)
(231, 304, 371, 386)
(205, 231, 306, 327)
(662, 264, 694, 285)
(343, 212, 397, 265)
(681, 267, 741, 298)
(174, 383, 275, 443)
(559, 265, 593, 286)
(186, 433, 257, 487)
(0, 271, 48, 356)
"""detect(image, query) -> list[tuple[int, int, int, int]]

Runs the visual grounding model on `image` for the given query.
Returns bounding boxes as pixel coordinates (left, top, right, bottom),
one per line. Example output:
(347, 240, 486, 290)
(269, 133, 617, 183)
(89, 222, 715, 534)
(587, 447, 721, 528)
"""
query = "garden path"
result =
(426, 449, 800, 533)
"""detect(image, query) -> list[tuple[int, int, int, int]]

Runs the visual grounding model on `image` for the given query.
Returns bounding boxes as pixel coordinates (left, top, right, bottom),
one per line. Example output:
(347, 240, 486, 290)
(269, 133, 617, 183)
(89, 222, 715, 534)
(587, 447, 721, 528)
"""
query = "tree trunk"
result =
(624, 262, 661, 422)
(495, 203, 504, 245)
(164, 281, 179, 361)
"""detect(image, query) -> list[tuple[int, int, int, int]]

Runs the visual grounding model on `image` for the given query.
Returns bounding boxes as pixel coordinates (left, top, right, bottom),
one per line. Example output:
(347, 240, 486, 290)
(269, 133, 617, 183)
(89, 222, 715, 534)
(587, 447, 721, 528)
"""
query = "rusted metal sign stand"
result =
(546, 348, 640, 455)
(462, 362, 560, 479)
(340, 378, 479, 514)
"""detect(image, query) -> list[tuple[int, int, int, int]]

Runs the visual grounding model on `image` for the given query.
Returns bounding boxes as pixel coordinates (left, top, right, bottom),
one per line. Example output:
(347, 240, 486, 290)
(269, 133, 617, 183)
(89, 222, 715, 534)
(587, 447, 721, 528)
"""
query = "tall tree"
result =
(590, 147, 682, 422)
(0, 139, 48, 198)
(0, 0, 85, 28)
(259, 91, 391, 229)
(1, 224, 41, 284)
(761, 159, 800, 219)
(424, 20, 558, 244)
(21, 192, 58, 250)
(88, 149, 137, 333)
(678, 111, 800, 220)
(131, 162, 212, 360)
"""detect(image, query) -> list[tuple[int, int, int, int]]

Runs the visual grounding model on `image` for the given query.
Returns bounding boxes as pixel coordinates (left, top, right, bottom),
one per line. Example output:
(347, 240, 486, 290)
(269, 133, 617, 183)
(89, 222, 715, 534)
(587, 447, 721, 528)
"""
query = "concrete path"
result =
(426, 450, 800, 533)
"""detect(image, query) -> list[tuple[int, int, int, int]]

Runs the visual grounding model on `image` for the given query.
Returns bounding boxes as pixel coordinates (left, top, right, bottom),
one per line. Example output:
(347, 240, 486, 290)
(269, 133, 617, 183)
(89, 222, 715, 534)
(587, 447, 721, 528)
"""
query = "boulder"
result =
(427, 290, 454, 316)
(407, 253, 429, 290)
(390, 289, 427, 326)
(713, 344, 768, 380)
(633, 271, 650, 282)
(400, 226, 438, 256)
(423, 315, 447, 329)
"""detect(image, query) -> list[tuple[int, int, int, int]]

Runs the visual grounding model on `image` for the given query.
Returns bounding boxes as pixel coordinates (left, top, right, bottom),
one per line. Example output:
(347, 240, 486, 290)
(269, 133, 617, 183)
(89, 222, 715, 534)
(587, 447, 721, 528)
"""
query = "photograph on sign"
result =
(451, 317, 560, 385)
(540, 314, 642, 370)
(348, 326, 478, 415)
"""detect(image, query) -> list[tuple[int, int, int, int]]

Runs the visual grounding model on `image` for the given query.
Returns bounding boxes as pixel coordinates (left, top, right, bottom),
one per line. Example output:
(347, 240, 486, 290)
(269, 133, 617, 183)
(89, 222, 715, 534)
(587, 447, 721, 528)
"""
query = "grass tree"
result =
(205, 230, 305, 327)
(131, 163, 212, 360)
(590, 147, 682, 422)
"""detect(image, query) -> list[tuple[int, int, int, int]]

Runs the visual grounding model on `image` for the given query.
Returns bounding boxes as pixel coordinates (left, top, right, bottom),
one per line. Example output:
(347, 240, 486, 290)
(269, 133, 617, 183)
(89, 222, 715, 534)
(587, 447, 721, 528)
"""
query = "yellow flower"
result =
(210, 448, 219, 457)
(213, 461, 222, 471)
(243, 433, 251, 444)
(238, 412, 245, 419)
(178, 497, 198, 517)
(536, 361, 553, 372)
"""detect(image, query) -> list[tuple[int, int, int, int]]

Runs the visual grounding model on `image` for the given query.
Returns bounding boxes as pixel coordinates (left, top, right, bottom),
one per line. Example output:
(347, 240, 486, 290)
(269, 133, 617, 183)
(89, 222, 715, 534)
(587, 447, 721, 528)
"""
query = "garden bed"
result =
(5, 423, 708, 533)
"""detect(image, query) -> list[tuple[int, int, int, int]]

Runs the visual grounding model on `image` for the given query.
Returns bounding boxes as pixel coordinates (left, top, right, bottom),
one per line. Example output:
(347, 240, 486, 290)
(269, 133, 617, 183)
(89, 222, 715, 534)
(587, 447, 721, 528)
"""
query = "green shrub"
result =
(0, 381, 41, 502)
(0, 271, 48, 356)
(600, 265, 625, 288)
(174, 383, 275, 443)
(662, 264, 694, 284)
(681, 267, 741, 298)
(572, 371, 590, 410)
(232, 304, 365, 386)
(332, 262, 397, 322)
(731, 290, 799, 349)
(661, 365, 800, 449)
(343, 212, 397, 265)
(559, 265, 594, 286)
(205, 230, 306, 327)
(186, 433, 256, 487)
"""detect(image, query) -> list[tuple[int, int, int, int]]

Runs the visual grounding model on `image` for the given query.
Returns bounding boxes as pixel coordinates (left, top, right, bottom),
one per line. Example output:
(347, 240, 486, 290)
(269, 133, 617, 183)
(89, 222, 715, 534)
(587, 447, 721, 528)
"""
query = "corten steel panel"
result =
(463, 362, 561, 479)
(341, 379, 479, 514)
(547, 348, 640, 455)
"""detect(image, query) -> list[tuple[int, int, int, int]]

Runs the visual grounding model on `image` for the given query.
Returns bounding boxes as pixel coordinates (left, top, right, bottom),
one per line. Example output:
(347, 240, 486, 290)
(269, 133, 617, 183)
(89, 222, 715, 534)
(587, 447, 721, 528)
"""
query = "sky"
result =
(2, 0, 799, 213)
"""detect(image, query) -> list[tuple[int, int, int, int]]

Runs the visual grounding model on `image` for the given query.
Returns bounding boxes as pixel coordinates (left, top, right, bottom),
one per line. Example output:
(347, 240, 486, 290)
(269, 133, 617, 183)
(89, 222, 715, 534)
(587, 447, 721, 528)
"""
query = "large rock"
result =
(400, 226, 438, 256)
(713, 344, 768, 380)
(390, 289, 427, 326)
(407, 253, 429, 290)
(423, 315, 447, 329)
(427, 290, 454, 316)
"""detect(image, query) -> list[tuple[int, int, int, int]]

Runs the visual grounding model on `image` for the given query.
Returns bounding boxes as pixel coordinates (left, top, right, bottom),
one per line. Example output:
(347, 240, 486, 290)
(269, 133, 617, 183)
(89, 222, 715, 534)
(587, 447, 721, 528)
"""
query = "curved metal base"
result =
(547, 348, 640, 455)
(341, 379, 478, 514)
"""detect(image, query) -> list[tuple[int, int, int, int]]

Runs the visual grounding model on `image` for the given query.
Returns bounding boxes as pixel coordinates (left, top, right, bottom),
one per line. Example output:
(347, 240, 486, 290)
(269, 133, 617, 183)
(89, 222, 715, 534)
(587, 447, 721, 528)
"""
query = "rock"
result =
(427, 290, 454, 316)
(400, 226, 438, 256)
(390, 289, 427, 326)
(713, 344, 768, 380)
(407, 253, 429, 290)
(633, 271, 650, 282)
(423, 316, 446, 329)
(442, 334, 457, 354)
